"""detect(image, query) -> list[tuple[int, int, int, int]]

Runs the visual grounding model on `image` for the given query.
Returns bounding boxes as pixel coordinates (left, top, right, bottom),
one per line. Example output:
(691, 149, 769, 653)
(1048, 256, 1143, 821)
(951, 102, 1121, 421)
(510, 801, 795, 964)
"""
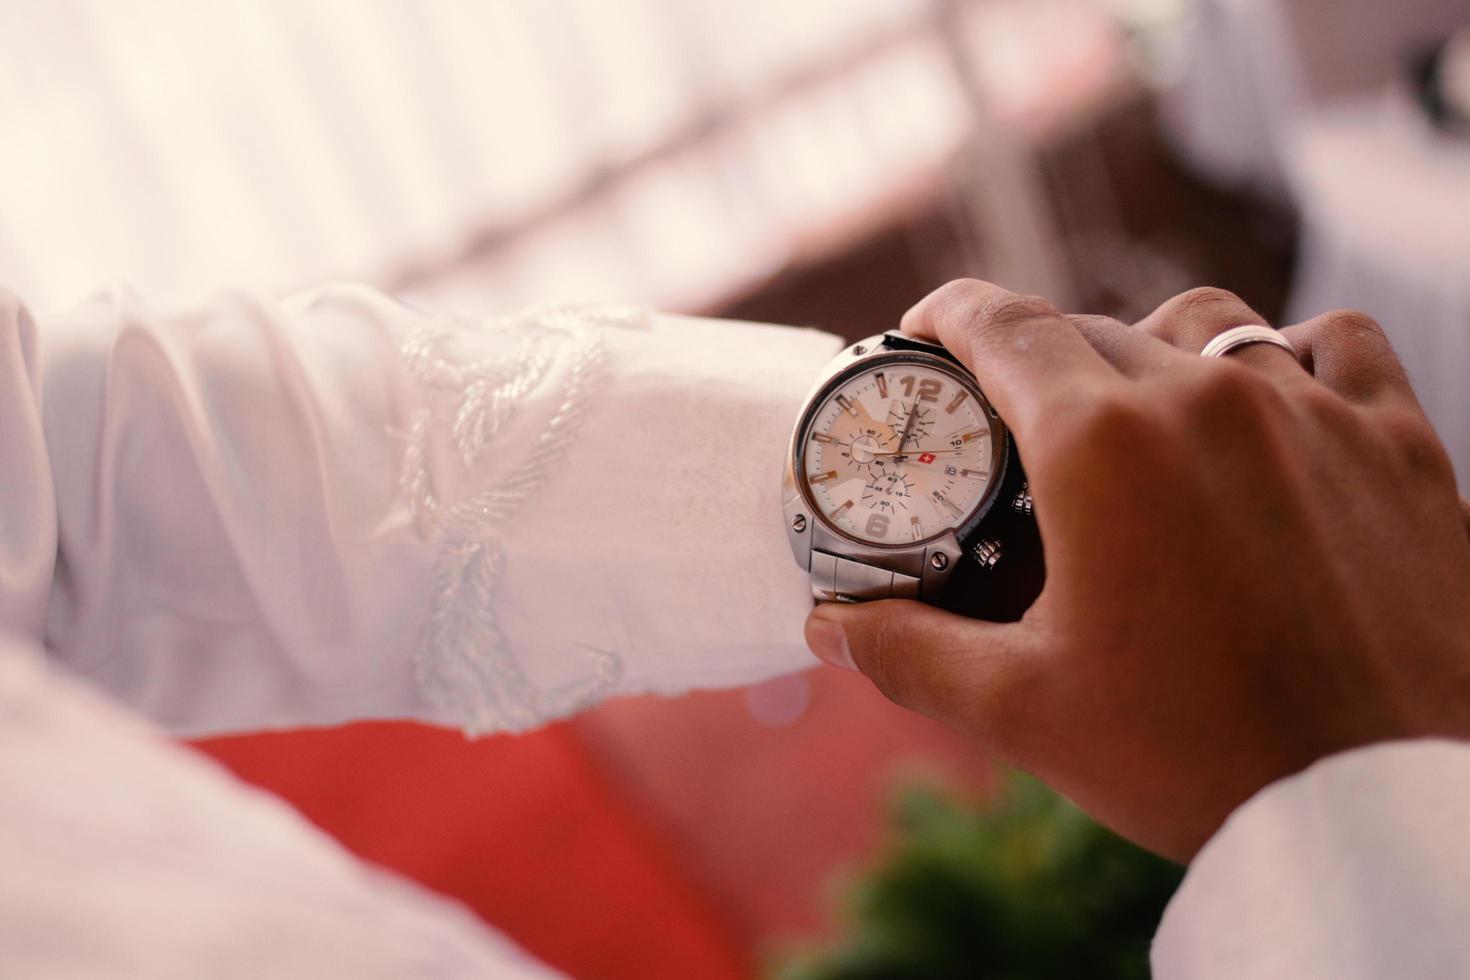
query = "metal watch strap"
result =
(809, 550, 921, 603)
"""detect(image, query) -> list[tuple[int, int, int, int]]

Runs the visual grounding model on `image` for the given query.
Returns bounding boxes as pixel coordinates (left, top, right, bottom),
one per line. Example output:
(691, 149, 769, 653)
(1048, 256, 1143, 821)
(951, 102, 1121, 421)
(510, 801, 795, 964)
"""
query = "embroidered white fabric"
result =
(11, 283, 839, 735)
(400, 305, 649, 734)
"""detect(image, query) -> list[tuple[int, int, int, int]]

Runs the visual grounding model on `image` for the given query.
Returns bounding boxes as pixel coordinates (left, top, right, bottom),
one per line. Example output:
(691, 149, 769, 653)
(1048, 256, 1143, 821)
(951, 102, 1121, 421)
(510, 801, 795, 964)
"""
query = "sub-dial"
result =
(862, 471, 914, 514)
(885, 402, 934, 446)
(842, 428, 897, 476)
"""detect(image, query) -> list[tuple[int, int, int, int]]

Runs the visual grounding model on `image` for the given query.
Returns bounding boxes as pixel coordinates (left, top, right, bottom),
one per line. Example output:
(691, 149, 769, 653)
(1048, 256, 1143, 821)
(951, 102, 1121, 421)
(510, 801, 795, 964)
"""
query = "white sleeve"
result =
(0, 284, 841, 735)
(1152, 738, 1470, 978)
(0, 633, 562, 979)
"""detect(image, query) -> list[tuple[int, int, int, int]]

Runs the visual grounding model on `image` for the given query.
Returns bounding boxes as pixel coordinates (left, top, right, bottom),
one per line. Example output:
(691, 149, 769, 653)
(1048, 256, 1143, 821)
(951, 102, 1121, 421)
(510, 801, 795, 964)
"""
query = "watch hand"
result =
(869, 448, 967, 458)
(897, 399, 919, 450)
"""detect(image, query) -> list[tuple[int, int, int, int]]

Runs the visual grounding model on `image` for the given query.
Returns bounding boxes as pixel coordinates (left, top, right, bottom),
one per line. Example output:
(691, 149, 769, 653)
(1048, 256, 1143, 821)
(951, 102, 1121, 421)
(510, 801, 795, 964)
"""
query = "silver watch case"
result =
(781, 332, 1010, 602)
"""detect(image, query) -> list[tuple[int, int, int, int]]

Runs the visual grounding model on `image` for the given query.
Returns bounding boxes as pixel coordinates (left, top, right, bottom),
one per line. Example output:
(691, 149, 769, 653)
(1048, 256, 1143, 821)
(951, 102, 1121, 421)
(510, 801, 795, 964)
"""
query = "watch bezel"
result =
(789, 344, 1010, 553)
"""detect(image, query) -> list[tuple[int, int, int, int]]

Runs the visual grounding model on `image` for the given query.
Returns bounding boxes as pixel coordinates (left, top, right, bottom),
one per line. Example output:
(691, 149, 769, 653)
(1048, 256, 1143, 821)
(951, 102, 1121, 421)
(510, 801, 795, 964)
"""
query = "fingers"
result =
(899, 280, 1113, 440)
(1135, 287, 1305, 382)
(1278, 309, 1419, 410)
(805, 598, 1036, 740)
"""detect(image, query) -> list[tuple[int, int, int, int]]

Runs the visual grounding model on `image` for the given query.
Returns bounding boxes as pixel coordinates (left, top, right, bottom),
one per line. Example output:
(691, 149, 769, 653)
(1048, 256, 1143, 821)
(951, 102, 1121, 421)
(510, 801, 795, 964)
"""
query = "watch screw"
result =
(852, 345, 867, 355)
(929, 552, 949, 571)
(791, 514, 807, 533)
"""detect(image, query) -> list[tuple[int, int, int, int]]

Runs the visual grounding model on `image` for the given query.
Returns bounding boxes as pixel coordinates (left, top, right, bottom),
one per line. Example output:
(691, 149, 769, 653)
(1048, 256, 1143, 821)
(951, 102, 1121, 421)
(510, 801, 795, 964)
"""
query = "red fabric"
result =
(192, 669, 996, 976)
(573, 671, 998, 940)
(194, 721, 750, 980)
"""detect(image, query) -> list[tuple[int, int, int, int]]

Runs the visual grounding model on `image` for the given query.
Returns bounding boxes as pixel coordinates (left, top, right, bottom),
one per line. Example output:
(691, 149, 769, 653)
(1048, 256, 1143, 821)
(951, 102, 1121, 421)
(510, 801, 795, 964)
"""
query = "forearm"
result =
(5, 284, 840, 735)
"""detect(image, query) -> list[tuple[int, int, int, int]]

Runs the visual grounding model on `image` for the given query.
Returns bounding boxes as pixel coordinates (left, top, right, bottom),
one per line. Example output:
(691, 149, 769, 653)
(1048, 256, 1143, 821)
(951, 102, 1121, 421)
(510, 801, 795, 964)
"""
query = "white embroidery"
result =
(400, 305, 648, 734)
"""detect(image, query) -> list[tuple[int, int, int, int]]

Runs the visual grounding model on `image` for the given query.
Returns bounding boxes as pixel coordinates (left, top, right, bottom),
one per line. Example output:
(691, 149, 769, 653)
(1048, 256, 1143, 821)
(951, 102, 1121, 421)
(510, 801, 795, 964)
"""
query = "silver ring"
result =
(1199, 324, 1295, 359)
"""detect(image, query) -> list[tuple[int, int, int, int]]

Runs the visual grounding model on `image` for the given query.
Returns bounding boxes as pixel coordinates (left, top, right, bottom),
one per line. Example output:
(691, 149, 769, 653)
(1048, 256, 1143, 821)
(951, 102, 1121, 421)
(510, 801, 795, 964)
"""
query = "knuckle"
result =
(927, 280, 1058, 343)
(930, 278, 987, 310)
(935, 277, 984, 295)
(1146, 287, 1260, 346)
(1169, 286, 1252, 321)
(972, 292, 1059, 334)
(956, 294, 1059, 355)
(1320, 308, 1386, 343)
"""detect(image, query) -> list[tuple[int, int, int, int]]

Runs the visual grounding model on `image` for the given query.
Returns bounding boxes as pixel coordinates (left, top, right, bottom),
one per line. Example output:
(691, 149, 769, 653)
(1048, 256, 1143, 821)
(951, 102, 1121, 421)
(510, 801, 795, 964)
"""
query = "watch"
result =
(781, 331, 1043, 621)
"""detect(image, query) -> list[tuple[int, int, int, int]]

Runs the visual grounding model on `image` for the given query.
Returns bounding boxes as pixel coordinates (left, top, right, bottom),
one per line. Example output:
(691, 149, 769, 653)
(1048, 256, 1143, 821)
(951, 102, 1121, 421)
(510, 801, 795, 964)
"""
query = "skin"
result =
(804, 280, 1470, 862)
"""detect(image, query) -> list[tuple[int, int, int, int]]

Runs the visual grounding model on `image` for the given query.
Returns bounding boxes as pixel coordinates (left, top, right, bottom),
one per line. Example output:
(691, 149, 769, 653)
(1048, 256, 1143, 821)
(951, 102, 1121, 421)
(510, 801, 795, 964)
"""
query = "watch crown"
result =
(1011, 482, 1033, 517)
(971, 537, 1004, 569)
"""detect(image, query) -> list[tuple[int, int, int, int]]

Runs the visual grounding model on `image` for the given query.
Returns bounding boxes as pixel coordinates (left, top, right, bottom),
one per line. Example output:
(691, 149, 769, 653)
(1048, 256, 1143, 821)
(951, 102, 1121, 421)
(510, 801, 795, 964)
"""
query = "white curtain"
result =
(0, 0, 979, 313)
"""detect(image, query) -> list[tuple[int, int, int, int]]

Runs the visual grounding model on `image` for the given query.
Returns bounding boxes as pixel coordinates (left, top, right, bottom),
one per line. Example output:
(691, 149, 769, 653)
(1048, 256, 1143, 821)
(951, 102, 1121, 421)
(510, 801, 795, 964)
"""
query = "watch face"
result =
(798, 355, 1004, 547)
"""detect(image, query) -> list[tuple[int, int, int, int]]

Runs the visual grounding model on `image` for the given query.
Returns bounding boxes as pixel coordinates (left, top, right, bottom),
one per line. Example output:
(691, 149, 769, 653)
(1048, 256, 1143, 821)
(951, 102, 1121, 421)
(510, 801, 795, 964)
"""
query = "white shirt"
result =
(2, 285, 1467, 977)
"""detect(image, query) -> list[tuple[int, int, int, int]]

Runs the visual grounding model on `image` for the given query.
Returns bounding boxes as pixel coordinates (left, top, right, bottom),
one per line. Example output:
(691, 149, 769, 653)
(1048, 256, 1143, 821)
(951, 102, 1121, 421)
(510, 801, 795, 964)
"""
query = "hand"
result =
(804, 281, 1470, 861)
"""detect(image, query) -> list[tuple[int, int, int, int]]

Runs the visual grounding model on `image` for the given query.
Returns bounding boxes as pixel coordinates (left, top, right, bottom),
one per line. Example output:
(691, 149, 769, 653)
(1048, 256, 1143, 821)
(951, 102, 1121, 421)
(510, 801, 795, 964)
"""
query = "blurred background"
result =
(4, 0, 1466, 976)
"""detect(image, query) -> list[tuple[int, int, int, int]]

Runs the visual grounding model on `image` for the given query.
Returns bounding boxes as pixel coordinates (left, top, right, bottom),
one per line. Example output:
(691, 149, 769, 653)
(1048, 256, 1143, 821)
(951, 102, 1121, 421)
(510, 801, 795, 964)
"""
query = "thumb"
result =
(805, 599, 1035, 728)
